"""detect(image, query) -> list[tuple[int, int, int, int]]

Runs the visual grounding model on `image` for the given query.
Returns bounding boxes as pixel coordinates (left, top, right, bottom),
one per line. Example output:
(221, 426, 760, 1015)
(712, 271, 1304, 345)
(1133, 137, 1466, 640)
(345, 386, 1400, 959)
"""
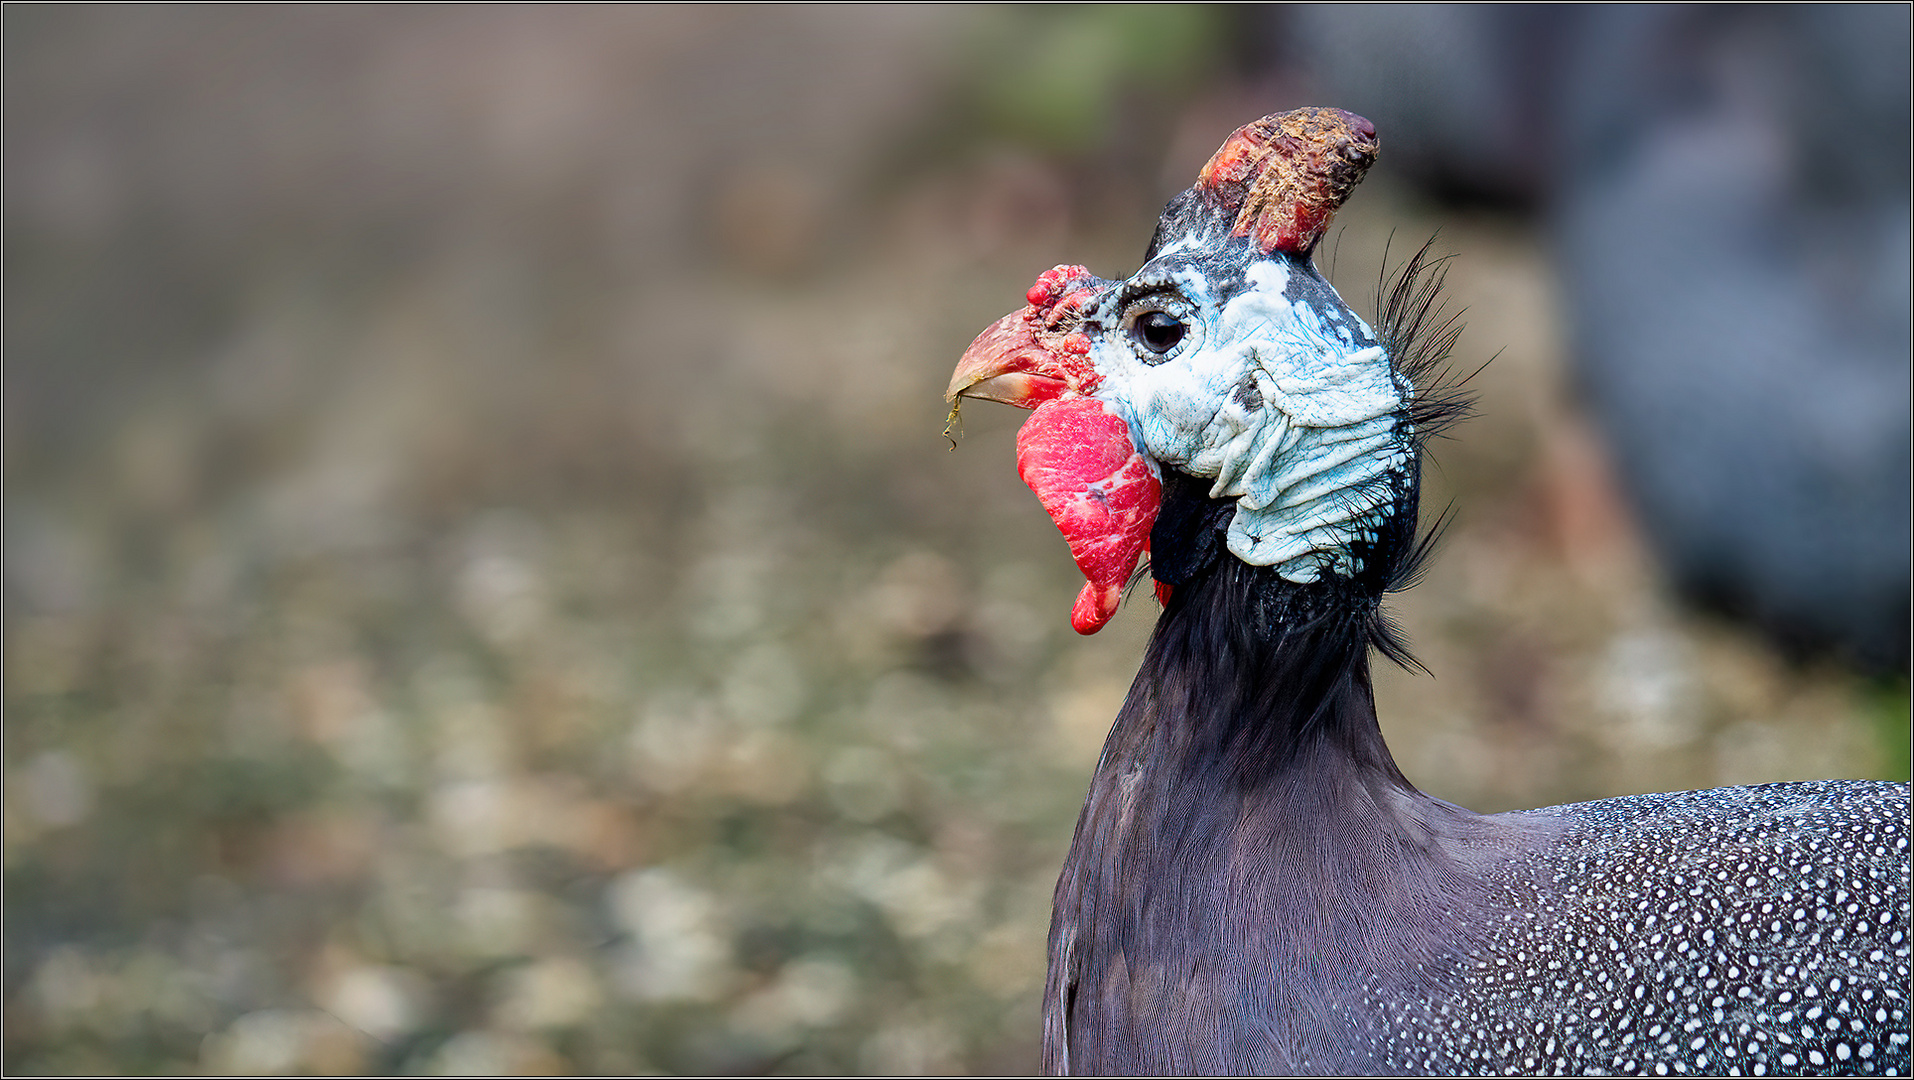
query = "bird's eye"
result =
(1135, 311, 1185, 354)
(1118, 289, 1198, 364)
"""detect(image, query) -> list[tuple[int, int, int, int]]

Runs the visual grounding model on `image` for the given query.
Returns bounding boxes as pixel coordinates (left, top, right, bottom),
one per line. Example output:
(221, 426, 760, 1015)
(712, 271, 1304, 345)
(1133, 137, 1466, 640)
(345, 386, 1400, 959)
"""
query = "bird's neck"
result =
(1133, 562, 1408, 788)
(1047, 479, 1552, 1072)
(1059, 468, 1501, 930)
(1101, 553, 1420, 816)
(1050, 549, 1509, 1071)
(1113, 461, 1421, 800)
(1063, 464, 1511, 924)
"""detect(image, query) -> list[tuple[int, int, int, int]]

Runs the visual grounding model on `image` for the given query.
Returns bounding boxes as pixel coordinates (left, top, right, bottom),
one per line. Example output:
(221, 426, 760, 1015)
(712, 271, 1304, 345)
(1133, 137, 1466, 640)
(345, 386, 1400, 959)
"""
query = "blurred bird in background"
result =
(1273, 4, 1911, 673)
(5, 6, 1905, 1075)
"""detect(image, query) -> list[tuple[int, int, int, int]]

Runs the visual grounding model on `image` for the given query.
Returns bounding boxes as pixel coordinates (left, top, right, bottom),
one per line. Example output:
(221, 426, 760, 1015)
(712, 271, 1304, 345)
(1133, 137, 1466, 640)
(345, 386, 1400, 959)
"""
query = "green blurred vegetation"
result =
(1866, 678, 1911, 782)
(963, 6, 1225, 152)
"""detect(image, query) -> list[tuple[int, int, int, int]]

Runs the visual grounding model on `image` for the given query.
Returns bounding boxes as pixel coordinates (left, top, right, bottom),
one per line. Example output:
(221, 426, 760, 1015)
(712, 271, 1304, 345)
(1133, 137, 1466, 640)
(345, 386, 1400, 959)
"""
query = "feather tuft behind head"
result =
(1378, 236, 1475, 447)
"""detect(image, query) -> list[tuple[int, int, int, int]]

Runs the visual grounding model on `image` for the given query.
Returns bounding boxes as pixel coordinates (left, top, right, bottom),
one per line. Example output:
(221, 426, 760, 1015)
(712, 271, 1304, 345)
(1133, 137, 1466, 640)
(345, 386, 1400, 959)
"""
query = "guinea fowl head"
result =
(949, 107, 1461, 639)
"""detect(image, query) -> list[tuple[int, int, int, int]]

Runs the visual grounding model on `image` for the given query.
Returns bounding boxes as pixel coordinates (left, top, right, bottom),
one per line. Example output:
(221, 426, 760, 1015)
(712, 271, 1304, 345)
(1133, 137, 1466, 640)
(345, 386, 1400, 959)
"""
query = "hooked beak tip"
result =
(947, 309, 1075, 408)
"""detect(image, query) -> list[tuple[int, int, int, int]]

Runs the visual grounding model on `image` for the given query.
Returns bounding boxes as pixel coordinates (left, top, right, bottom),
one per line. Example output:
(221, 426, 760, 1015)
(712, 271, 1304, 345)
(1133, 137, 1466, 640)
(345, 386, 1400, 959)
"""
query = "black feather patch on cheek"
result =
(1232, 376, 1263, 411)
(1148, 471, 1237, 590)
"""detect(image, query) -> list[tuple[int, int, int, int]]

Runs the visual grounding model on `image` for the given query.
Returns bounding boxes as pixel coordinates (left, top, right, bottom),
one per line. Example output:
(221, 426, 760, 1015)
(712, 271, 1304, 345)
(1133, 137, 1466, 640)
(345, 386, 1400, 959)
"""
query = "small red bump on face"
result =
(1027, 264, 1093, 310)
(1044, 287, 1100, 331)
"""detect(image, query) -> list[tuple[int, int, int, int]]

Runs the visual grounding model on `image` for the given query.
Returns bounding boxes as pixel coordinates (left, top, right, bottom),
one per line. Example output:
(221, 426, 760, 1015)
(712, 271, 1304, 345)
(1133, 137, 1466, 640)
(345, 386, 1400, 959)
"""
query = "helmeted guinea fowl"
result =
(945, 108, 1910, 1077)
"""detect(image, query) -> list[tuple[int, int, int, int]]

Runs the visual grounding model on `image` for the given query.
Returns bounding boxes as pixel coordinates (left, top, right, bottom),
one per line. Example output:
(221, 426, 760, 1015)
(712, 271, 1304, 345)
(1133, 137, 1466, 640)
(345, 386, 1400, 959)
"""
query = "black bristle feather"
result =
(1376, 235, 1475, 449)
(1371, 237, 1474, 672)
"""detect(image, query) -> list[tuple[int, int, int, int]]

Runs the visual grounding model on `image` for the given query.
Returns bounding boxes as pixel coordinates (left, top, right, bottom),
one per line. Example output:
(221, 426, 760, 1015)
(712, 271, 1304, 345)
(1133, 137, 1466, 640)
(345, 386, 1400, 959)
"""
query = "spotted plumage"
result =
(1374, 781, 1909, 1076)
(946, 108, 1910, 1076)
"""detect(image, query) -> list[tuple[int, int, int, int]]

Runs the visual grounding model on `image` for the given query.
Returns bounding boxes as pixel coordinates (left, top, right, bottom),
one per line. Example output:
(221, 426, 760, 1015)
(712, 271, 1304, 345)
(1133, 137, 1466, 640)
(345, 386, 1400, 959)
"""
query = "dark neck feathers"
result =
(1121, 553, 1408, 791)
(1045, 471, 1535, 1074)
(1132, 466, 1422, 789)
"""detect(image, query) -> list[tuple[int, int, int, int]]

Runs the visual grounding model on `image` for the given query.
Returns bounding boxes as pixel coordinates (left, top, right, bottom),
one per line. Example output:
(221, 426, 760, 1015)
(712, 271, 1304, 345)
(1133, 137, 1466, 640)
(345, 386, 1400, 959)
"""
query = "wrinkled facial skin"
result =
(1068, 243, 1411, 584)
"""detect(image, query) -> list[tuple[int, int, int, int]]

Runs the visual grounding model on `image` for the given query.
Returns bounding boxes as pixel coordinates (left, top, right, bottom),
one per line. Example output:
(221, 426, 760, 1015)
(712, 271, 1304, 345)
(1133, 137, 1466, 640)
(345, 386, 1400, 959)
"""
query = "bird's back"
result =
(1051, 775, 1909, 1075)
(1374, 779, 1910, 1074)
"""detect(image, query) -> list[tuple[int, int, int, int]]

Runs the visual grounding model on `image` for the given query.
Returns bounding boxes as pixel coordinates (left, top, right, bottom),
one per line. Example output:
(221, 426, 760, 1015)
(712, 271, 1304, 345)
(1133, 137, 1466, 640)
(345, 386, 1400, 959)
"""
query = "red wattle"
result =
(1014, 395, 1162, 635)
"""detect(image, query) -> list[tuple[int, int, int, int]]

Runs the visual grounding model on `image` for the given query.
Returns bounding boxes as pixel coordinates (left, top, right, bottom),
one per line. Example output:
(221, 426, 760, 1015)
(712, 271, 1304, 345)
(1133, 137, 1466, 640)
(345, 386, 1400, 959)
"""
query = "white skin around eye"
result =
(1095, 259, 1409, 582)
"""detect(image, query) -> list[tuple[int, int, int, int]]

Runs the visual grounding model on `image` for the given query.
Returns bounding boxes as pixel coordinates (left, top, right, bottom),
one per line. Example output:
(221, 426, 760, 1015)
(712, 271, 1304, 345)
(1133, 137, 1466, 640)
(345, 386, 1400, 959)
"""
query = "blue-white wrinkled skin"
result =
(1080, 252, 1411, 582)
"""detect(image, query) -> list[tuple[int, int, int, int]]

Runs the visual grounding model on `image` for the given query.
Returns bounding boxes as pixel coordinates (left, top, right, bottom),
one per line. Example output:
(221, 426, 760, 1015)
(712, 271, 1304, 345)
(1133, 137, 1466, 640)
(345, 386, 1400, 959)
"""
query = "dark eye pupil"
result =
(1136, 311, 1185, 353)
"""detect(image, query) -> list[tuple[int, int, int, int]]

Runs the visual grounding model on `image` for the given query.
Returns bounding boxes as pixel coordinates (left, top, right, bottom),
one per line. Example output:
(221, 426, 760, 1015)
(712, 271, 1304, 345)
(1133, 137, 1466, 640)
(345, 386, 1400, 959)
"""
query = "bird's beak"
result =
(944, 310, 1070, 407)
(945, 264, 1109, 408)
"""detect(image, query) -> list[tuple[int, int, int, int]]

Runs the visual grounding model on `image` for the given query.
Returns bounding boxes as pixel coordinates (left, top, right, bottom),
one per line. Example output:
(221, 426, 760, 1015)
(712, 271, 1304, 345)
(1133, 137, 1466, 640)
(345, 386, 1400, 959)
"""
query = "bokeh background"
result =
(6, 6, 1907, 1075)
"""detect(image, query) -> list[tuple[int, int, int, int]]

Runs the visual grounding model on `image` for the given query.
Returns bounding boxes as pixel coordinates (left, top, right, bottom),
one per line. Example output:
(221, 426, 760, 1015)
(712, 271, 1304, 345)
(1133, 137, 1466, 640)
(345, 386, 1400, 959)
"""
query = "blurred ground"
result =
(5, 7, 1905, 1076)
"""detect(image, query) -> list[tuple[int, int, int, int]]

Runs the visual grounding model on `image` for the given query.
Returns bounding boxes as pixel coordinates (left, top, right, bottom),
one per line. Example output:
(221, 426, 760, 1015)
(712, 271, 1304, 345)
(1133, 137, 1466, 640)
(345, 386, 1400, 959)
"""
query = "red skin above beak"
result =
(948, 266, 1162, 635)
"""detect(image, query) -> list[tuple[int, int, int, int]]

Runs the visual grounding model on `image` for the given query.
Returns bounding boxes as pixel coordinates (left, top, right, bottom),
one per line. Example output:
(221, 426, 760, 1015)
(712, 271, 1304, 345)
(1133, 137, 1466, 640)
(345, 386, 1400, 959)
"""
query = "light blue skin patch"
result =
(1091, 260, 1411, 582)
